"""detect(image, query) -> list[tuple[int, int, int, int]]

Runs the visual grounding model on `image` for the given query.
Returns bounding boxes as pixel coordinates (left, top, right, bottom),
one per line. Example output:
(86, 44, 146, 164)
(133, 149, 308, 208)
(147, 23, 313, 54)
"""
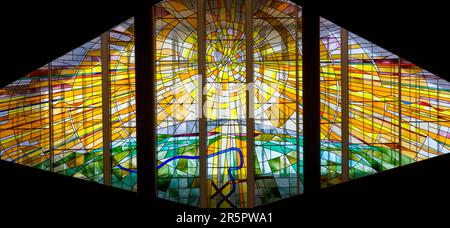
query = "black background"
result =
(0, 0, 449, 224)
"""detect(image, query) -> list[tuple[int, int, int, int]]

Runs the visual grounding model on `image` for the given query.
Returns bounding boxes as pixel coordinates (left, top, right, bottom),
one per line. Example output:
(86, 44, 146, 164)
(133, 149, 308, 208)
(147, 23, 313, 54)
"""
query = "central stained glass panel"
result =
(155, 0, 302, 208)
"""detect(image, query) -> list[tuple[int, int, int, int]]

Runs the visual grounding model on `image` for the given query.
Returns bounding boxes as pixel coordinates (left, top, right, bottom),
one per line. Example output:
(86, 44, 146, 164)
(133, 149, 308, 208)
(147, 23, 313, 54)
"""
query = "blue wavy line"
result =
(117, 163, 137, 174)
(116, 147, 243, 206)
(156, 147, 243, 207)
(156, 155, 200, 169)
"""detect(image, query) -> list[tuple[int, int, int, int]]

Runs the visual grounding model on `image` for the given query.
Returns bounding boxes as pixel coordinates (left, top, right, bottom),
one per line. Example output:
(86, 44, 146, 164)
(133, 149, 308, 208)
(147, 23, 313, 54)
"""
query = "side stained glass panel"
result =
(318, 21, 449, 184)
(0, 19, 139, 187)
(253, 0, 301, 205)
(51, 37, 104, 182)
(0, 66, 51, 170)
(155, 0, 200, 206)
(319, 18, 343, 187)
(110, 18, 137, 191)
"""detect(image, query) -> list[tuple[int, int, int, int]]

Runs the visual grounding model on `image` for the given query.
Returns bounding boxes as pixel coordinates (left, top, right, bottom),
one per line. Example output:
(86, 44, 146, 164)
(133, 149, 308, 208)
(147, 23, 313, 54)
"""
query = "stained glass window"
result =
(319, 18, 449, 184)
(2, 0, 447, 209)
(0, 18, 136, 190)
